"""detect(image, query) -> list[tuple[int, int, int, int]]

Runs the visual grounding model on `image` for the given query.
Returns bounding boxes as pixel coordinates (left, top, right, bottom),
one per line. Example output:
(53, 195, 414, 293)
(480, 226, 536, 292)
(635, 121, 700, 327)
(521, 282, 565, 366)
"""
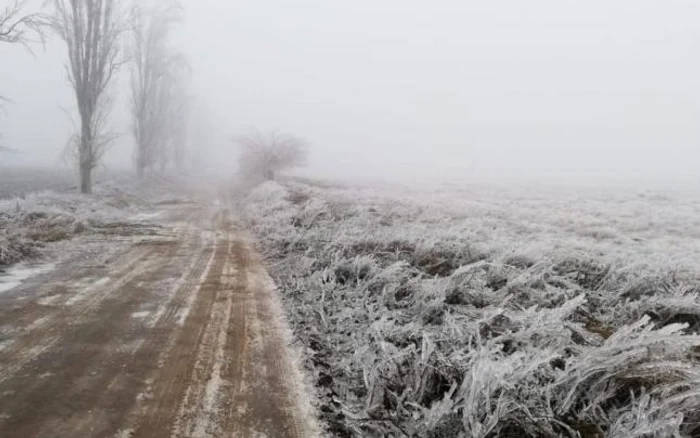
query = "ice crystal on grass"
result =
(241, 179, 700, 437)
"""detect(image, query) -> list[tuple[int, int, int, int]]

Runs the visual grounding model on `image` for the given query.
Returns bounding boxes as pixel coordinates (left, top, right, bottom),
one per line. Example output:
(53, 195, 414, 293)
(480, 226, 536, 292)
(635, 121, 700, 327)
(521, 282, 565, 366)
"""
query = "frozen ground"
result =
(241, 178, 700, 437)
(0, 171, 192, 267)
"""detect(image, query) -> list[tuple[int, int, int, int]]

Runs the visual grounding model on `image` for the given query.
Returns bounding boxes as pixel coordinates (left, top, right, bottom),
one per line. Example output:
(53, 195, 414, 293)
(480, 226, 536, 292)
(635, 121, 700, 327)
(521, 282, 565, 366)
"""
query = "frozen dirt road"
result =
(0, 200, 318, 438)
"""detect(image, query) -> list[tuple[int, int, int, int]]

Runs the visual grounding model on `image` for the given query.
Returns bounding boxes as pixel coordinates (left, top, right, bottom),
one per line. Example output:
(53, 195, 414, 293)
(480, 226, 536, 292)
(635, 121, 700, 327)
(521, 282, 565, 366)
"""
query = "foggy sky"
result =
(2, 0, 699, 183)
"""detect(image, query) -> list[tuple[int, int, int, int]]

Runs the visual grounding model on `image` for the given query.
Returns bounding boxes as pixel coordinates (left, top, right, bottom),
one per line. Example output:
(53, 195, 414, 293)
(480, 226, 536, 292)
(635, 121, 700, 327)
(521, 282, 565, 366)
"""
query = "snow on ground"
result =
(0, 263, 56, 294)
(0, 171, 195, 288)
(242, 178, 700, 437)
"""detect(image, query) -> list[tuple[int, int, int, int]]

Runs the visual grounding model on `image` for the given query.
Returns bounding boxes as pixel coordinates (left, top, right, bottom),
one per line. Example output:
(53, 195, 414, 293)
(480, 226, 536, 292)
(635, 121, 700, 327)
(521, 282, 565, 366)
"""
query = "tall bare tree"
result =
(236, 130, 308, 181)
(157, 58, 190, 171)
(130, 1, 188, 178)
(50, 0, 125, 193)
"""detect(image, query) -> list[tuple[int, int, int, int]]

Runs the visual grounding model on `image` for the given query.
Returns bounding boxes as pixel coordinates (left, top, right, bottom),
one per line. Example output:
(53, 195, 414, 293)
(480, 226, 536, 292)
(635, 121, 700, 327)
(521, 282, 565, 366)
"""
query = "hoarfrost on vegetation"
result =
(0, 173, 192, 268)
(241, 179, 700, 437)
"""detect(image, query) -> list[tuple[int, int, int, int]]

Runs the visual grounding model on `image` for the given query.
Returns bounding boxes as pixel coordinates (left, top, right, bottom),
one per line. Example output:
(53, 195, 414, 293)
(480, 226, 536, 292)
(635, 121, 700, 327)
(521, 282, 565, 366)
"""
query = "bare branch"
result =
(0, 0, 49, 51)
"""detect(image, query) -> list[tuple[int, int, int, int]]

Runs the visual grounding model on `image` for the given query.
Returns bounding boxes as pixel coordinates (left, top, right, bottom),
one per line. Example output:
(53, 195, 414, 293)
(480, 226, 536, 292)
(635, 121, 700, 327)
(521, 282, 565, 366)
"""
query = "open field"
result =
(241, 178, 700, 437)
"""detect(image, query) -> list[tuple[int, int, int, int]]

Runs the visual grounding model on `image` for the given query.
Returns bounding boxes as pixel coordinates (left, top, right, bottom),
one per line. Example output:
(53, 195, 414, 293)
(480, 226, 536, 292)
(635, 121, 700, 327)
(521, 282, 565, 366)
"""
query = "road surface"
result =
(0, 198, 319, 437)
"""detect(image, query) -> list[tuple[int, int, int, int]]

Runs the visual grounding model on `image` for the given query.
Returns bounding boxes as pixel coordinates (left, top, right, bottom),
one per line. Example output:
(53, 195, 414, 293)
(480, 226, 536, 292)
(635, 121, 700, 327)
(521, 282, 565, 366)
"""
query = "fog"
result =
(2, 0, 699, 184)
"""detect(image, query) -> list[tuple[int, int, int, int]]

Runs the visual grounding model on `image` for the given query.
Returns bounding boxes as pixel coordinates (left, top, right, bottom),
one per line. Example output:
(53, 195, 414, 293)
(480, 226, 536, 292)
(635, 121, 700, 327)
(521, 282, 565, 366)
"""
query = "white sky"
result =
(1, 0, 699, 183)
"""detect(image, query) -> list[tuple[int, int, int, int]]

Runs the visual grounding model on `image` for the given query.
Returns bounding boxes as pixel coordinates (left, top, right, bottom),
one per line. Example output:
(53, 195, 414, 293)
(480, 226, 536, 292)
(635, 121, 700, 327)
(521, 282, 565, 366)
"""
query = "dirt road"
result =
(0, 200, 318, 437)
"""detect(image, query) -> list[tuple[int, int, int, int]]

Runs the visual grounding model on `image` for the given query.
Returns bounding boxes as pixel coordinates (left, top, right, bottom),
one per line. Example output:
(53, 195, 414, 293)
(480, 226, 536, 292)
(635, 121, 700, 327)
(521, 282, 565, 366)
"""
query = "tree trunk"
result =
(79, 162, 92, 194)
(79, 123, 93, 194)
(136, 147, 146, 180)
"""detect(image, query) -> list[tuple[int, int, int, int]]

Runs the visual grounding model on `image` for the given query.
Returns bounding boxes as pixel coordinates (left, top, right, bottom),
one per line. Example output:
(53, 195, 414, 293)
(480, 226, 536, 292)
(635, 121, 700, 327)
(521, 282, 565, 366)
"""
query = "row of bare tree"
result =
(1, 0, 192, 193)
(131, 1, 190, 179)
(3, 0, 310, 192)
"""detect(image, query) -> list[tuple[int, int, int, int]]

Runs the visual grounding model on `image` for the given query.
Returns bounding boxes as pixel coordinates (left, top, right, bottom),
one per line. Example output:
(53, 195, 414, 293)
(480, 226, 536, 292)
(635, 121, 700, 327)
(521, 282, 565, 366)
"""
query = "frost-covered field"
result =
(242, 178, 700, 438)
(0, 173, 189, 267)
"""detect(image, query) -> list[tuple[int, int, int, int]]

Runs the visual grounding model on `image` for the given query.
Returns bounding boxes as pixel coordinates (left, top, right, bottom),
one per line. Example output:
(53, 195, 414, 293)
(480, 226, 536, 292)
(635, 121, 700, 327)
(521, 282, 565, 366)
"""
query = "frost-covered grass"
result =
(241, 179, 700, 438)
(0, 172, 191, 267)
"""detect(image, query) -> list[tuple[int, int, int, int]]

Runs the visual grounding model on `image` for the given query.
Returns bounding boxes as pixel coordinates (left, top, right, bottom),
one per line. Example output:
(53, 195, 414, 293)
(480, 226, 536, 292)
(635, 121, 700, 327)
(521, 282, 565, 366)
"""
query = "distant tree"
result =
(186, 97, 215, 171)
(235, 130, 308, 181)
(50, 0, 126, 194)
(153, 57, 190, 172)
(162, 76, 191, 171)
(130, 1, 188, 178)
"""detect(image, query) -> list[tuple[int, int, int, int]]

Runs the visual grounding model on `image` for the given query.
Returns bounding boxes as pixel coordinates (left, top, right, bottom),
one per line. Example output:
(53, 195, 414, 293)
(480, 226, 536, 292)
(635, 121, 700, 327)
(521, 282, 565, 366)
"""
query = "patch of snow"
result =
(37, 294, 62, 306)
(27, 316, 50, 331)
(0, 263, 56, 294)
(129, 211, 163, 221)
(131, 311, 150, 319)
(148, 304, 167, 329)
(94, 277, 111, 286)
(114, 428, 134, 438)
(0, 339, 13, 352)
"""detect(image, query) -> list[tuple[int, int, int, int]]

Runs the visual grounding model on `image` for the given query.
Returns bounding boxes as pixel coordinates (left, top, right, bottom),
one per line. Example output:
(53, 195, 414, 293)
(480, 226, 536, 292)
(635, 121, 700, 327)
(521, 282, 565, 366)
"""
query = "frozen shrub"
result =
(0, 233, 36, 266)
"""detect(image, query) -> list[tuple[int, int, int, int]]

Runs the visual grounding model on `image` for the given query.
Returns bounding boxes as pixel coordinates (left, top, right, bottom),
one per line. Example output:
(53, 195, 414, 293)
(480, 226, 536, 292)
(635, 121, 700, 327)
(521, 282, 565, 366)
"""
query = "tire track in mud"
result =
(0, 241, 182, 437)
(133, 209, 319, 438)
(0, 245, 158, 383)
(0, 210, 201, 380)
(129, 221, 228, 437)
(66, 222, 218, 438)
(0, 209, 206, 437)
(224, 239, 312, 438)
(169, 236, 235, 438)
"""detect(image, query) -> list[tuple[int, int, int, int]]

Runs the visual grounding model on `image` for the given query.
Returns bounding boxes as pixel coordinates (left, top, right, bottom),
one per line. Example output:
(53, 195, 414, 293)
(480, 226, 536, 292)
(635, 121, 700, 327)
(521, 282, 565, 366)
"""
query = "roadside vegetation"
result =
(0, 174, 188, 267)
(241, 179, 700, 437)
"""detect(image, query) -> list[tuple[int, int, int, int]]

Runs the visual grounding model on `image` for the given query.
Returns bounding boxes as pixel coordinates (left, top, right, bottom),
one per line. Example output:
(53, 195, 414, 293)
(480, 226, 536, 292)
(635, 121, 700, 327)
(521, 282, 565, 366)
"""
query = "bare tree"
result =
(158, 69, 190, 171)
(0, 0, 46, 48)
(50, 0, 125, 194)
(235, 130, 308, 181)
(130, 1, 188, 178)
